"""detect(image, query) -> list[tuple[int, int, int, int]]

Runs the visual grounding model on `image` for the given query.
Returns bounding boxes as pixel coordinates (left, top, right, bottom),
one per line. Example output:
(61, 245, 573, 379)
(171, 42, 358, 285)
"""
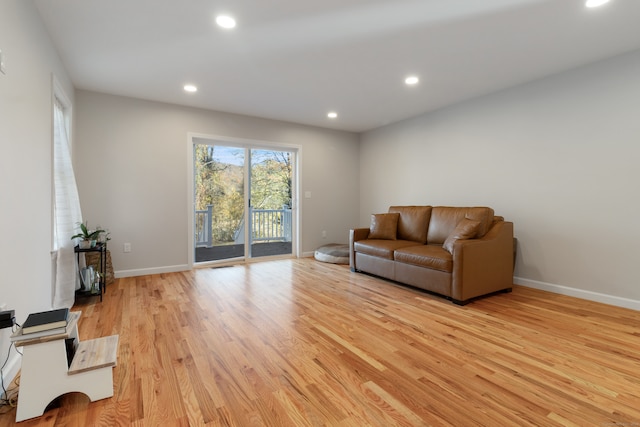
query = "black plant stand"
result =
(74, 242, 107, 302)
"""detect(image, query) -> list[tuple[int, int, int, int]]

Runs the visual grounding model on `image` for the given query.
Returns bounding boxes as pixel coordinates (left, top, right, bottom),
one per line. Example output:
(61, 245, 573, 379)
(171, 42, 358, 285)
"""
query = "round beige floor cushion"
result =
(314, 243, 349, 264)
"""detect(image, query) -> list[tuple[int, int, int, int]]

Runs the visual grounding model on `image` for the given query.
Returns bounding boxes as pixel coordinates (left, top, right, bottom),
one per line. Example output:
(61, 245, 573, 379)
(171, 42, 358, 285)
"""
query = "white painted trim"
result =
(302, 251, 315, 258)
(114, 265, 190, 278)
(186, 134, 195, 268)
(514, 276, 640, 311)
(292, 147, 302, 259)
(52, 74, 73, 152)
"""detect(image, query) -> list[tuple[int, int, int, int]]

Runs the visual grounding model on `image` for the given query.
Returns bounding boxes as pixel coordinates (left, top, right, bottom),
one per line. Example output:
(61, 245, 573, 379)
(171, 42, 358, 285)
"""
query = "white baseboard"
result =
(115, 264, 190, 278)
(302, 251, 315, 258)
(514, 276, 640, 311)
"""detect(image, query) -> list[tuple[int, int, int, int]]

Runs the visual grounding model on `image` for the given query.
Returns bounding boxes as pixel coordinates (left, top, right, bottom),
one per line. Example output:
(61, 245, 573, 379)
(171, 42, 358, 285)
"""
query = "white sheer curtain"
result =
(52, 97, 83, 309)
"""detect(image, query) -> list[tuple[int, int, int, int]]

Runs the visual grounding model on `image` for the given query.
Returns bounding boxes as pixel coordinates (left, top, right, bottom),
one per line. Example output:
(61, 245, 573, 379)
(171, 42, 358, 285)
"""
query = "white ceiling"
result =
(35, 0, 640, 133)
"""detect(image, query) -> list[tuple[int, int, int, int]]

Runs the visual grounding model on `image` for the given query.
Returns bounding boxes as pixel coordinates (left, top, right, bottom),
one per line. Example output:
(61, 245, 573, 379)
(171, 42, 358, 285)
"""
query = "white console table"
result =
(11, 311, 118, 422)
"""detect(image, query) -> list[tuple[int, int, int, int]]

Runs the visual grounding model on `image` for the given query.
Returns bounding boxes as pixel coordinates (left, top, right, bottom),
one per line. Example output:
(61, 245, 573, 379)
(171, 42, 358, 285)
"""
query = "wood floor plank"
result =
(2, 258, 640, 426)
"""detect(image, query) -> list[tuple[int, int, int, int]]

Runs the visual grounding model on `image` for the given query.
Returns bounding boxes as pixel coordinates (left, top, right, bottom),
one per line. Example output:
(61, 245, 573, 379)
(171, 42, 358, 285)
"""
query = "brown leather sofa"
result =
(349, 206, 514, 305)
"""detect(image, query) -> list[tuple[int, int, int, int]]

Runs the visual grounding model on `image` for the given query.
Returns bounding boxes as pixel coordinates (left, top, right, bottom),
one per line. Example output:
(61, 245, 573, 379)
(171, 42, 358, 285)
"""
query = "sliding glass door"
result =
(192, 141, 295, 263)
(249, 149, 293, 259)
(194, 144, 246, 262)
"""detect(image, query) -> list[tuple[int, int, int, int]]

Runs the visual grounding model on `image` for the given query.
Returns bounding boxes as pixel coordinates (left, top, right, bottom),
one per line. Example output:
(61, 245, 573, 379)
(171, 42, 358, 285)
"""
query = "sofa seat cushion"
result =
(354, 240, 420, 260)
(394, 244, 453, 273)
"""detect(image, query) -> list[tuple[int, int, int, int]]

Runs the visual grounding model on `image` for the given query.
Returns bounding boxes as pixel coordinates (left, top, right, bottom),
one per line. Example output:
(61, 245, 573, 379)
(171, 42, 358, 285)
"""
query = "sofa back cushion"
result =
(388, 206, 432, 244)
(427, 207, 495, 244)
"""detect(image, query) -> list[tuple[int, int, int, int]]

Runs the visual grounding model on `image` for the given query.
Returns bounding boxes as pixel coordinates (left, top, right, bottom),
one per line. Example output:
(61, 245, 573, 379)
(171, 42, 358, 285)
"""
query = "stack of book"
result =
(11, 308, 70, 341)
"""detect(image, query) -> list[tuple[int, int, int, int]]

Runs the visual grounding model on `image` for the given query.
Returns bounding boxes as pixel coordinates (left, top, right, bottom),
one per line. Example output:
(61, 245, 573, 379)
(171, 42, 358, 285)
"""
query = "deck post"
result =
(206, 204, 213, 247)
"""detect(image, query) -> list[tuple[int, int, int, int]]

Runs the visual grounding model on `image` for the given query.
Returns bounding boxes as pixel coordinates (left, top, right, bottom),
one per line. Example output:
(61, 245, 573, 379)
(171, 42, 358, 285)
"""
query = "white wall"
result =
(0, 0, 75, 386)
(74, 91, 360, 275)
(360, 49, 640, 309)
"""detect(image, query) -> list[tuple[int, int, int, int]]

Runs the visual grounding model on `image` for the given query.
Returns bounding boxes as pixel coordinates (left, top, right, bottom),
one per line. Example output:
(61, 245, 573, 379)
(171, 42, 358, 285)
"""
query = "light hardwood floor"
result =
(1, 258, 639, 426)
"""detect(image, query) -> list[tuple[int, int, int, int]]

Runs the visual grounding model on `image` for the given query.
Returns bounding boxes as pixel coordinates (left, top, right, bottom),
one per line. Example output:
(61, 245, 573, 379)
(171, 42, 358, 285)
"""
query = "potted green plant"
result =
(71, 222, 106, 249)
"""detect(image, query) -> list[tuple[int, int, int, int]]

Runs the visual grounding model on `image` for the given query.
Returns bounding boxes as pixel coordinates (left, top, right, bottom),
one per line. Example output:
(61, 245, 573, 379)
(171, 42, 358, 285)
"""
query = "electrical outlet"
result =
(322, 230, 327, 239)
(0, 49, 5, 75)
(124, 243, 131, 253)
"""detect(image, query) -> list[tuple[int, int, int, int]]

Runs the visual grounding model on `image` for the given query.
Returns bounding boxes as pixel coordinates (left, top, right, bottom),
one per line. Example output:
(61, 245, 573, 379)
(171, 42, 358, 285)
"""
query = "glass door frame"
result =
(187, 133, 301, 268)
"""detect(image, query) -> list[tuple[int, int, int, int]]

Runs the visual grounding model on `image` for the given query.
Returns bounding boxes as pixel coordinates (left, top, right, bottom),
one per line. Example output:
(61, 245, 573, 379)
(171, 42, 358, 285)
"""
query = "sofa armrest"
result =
(349, 228, 370, 271)
(451, 221, 514, 302)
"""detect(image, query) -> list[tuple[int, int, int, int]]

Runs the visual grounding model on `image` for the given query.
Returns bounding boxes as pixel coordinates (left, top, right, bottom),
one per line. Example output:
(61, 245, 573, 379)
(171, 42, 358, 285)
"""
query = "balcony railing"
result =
(195, 205, 214, 247)
(195, 205, 292, 247)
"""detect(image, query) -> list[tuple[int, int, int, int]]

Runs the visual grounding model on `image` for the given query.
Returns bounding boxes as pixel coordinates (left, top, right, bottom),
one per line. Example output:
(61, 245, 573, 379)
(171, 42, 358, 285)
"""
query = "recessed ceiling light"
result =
(585, 0, 610, 8)
(405, 76, 419, 85)
(184, 84, 198, 93)
(216, 15, 236, 29)
(327, 112, 338, 119)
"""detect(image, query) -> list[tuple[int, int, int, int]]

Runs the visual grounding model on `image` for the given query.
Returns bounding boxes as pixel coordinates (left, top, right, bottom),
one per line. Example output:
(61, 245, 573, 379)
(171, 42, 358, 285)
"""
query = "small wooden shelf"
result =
(68, 335, 118, 375)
